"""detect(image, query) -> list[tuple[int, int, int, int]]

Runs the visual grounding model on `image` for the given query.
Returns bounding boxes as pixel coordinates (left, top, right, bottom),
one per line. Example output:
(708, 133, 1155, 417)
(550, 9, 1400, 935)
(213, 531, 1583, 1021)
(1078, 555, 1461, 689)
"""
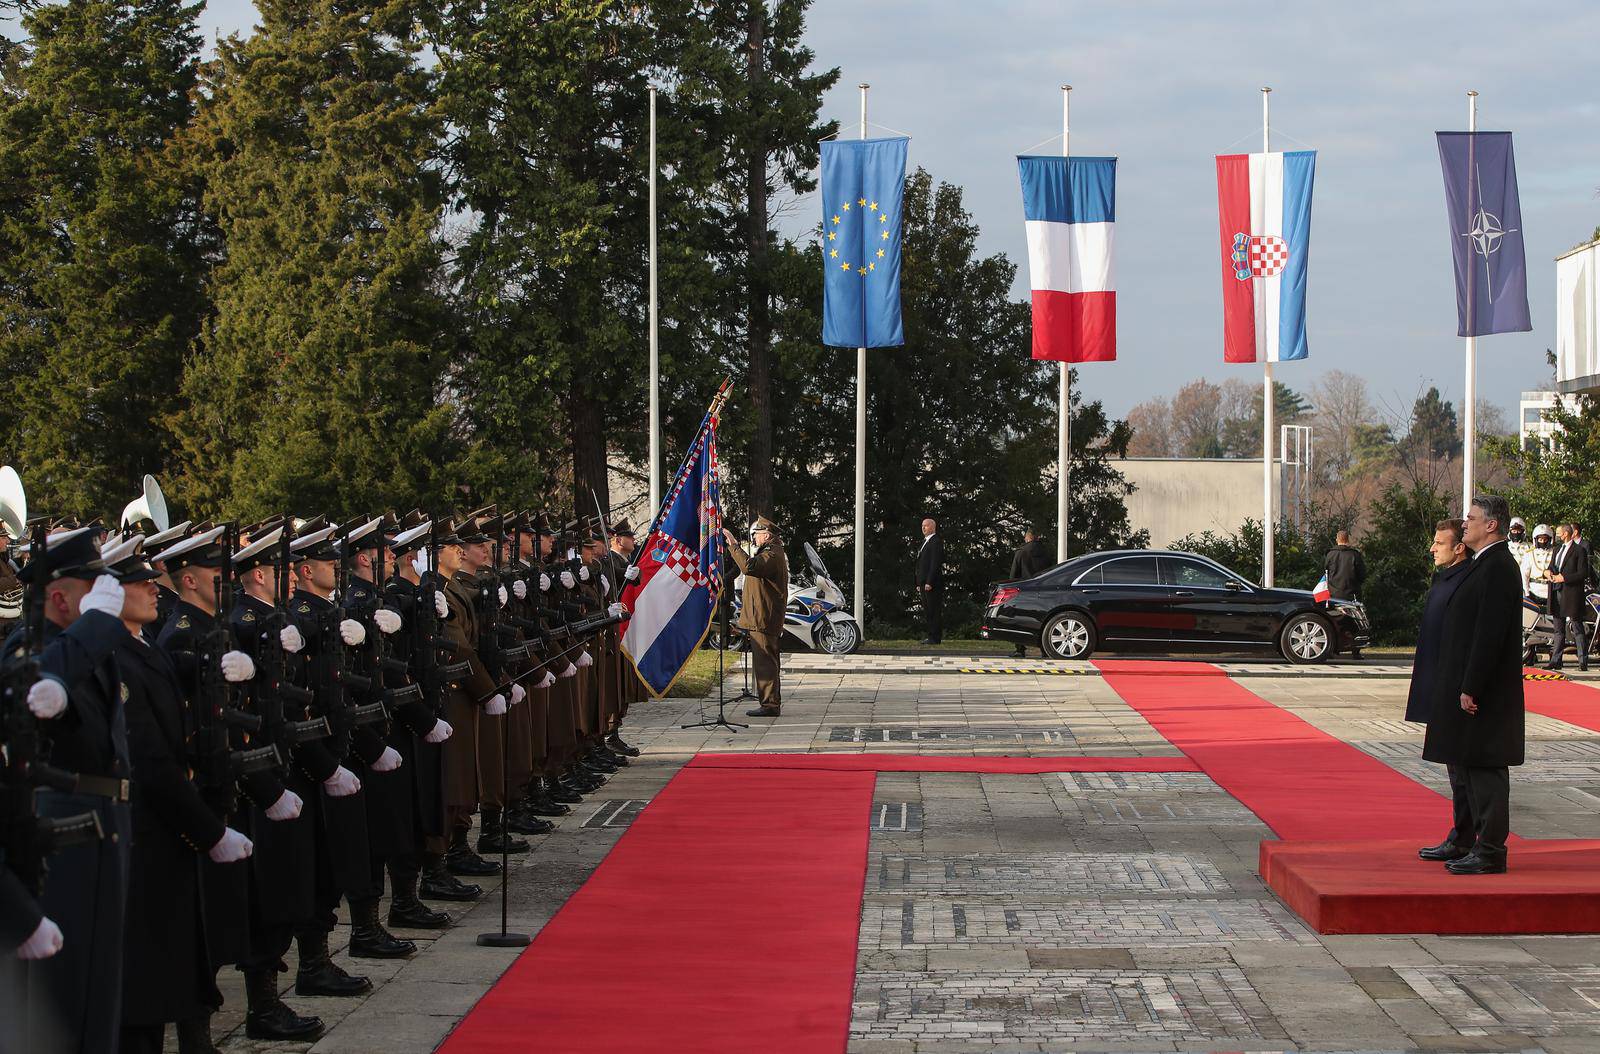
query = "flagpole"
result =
(649, 85, 661, 517)
(1462, 89, 1478, 512)
(1261, 86, 1275, 588)
(1057, 84, 1072, 564)
(853, 82, 869, 638)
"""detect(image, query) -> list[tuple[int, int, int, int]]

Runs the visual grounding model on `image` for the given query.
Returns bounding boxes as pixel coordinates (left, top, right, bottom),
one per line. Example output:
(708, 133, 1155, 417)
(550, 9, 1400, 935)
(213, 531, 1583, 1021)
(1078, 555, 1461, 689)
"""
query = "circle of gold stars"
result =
(827, 196, 892, 277)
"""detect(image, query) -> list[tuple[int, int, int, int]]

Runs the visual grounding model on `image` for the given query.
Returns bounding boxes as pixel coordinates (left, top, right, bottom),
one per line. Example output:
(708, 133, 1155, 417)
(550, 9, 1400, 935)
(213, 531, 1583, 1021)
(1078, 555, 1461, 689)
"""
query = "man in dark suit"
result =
(1545, 523, 1591, 672)
(1008, 528, 1051, 657)
(915, 518, 944, 645)
(1420, 494, 1525, 875)
(1406, 519, 1470, 726)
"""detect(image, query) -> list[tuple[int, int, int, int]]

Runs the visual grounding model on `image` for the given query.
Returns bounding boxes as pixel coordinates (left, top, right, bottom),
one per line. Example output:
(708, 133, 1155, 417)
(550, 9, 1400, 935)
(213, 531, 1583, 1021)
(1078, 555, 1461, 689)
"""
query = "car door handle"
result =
(1080, 589, 1100, 595)
(1174, 590, 1194, 596)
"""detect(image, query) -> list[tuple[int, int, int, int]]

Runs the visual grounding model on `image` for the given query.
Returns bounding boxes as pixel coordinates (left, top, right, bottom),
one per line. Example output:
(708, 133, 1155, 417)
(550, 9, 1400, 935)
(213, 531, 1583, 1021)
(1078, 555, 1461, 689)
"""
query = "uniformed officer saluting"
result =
(723, 516, 789, 718)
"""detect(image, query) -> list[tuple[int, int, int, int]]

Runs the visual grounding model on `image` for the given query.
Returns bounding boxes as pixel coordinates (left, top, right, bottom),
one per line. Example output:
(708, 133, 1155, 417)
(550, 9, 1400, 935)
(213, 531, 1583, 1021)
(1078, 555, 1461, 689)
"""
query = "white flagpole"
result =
(1057, 84, 1072, 564)
(648, 86, 661, 517)
(1261, 86, 1275, 588)
(1462, 89, 1478, 512)
(854, 82, 869, 637)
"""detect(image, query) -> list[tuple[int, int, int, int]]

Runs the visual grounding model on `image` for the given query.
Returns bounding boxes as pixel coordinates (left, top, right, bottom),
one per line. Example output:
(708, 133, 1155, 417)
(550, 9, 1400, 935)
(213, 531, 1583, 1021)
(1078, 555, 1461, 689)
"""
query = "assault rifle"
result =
(254, 521, 328, 760)
(314, 525, 381, 737)
(399, 519, 470, 713)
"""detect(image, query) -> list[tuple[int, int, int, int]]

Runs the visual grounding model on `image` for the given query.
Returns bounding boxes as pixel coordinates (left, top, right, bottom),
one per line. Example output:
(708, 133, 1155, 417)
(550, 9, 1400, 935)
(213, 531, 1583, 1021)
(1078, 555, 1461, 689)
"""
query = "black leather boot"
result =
(294, 931, 372, 997)
(564, 765, 604, 792)
(524, 779, 571, 817)
(176, 1013, 219, 1054)
(606, 732, 641, 758)
(476, 808, 530, 854)
(243, 967, 324, 1041)
(505, 798, 555, 835)
(584, 748, 620, 773)
(548, 774, 585, 802)
(446, 826, 503, 876)
(387, 858, 452, 927)
(420, 851, 483, 900)
(349, 897, 418, 958)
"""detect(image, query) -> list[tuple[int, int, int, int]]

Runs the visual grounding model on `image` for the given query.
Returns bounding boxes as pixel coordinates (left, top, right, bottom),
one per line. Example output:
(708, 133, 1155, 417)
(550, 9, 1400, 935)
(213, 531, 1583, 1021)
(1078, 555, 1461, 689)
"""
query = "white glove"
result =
(497, 584, 509, 608)
(559, 663, 576, 679)
(339, 619, 366, 646)
(536, 670, 556, 689)
(220, 650, 256, 683)
(539, 573, 551, 593)
(607, 603, 626, 618)
(373, 608, 402, 635)
(16, 916, 63, 961)
(79, 574, 125, 619)
(372, 747, 403, 772)
(279, 625, 305, 653)
(265, 789, 303, 821)
(509, 683, 526, 706)
(600, 574, 610, 597)
(484, 693, 508, 716)
(434, 590, 448, 618)
(559, 570, 576, 589)
(513, 579, 527, 600)
(424, 718, 453, 743)
(576, 650, 593, 668)
(625, 564, 640, 582)
(323, 766, 361, 797)
(27, 679, 67, 720)
(208, 827, 254, 863)
(578, 564, 590, 582)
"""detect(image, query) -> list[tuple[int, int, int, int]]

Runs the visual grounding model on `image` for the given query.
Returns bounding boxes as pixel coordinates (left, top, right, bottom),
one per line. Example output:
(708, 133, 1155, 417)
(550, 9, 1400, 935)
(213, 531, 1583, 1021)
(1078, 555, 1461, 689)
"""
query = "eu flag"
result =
(821, 137, 908, 348)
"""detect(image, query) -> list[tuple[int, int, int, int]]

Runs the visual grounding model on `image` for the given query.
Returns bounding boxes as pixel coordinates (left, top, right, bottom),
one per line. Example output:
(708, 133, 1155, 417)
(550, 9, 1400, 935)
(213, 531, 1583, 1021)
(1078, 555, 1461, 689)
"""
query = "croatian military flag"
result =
(1216, 150, 1316, 363)
(1017, 155, 1117, 362)
(1436, 132, 1532, 337)
(620, 390, 725, 697)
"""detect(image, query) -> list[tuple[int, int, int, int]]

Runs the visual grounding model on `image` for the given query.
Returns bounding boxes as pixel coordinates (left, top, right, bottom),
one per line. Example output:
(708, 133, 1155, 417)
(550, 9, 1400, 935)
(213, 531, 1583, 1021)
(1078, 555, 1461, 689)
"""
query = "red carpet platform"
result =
(1260, 839, 1600, 934)
(688, 752, 1201, 773)
(1524, 672, 1600, 732)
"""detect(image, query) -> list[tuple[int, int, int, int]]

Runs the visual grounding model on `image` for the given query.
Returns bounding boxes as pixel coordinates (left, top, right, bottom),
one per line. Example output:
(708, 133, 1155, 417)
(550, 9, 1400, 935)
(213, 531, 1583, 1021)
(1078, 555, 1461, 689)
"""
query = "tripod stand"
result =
(683, 598, 748, 732)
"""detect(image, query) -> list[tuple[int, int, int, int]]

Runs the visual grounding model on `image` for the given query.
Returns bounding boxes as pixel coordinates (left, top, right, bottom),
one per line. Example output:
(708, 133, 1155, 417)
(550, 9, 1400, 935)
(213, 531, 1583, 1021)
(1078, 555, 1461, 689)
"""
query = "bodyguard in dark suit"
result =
(1545, 523, 1592, 671)
(915, 518, 944, 645)
(1406, 519, 1471, 725)
(1420, 495, 1525, 875)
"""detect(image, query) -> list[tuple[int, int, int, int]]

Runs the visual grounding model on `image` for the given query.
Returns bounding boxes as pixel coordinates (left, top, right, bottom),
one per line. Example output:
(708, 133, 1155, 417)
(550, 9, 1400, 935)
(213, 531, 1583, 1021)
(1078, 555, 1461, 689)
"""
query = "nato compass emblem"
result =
(1231, 233, 1289, 281)
(1462, 193, 1516, 305)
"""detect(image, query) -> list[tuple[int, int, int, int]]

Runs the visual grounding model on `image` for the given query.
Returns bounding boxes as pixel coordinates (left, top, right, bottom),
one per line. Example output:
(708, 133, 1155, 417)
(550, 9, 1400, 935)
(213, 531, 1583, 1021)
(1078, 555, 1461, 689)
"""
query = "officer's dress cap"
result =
(18, 526, 106, 583)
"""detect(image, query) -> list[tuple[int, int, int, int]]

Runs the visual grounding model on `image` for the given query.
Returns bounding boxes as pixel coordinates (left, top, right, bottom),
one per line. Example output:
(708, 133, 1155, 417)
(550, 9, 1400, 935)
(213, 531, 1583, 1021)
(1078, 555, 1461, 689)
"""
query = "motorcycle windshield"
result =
(803, 542, 831, 582)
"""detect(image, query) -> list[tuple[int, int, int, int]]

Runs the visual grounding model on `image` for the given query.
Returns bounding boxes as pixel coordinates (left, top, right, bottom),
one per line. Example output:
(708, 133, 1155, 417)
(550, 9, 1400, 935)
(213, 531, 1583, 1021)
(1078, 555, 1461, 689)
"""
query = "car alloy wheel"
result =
(1042, 612, 1094, 659)
(1282, 614, 1331, 663)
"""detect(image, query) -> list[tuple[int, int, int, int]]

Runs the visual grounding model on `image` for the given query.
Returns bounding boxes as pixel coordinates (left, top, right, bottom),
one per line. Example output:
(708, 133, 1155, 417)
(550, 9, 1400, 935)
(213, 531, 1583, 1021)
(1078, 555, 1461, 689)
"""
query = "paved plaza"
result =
(202, 655, 1600, 1053)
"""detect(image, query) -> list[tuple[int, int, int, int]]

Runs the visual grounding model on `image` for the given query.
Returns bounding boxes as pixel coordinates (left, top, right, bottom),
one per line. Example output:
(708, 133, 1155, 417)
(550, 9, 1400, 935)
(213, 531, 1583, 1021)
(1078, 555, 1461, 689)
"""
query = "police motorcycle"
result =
(715, 541, 861, 655)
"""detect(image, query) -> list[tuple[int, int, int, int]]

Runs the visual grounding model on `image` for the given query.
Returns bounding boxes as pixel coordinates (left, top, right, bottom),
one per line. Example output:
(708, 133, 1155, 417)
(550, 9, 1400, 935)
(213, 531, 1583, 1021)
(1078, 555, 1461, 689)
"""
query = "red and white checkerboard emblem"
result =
(653, 537, 711, 590)
(1230, 232, 1289, 280)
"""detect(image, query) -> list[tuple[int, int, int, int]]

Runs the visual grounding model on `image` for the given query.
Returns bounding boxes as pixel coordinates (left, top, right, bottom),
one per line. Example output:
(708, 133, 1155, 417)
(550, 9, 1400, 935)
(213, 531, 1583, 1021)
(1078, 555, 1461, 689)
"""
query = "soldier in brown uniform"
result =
(605, 519, 642, 756)
(723, 516, 789, 717)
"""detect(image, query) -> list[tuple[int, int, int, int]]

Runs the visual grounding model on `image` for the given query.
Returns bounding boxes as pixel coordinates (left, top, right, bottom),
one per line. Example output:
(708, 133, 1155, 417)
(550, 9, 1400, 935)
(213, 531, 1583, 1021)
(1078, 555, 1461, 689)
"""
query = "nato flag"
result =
(821, 137, 908, 348)
(1437, 131, 1532, 337)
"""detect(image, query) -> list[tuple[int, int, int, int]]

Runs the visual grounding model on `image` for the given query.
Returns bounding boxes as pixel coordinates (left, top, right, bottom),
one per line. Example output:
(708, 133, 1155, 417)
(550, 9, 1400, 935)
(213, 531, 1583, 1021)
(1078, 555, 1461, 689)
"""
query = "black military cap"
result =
(437, 516, 487, 546)
(158, 524, 229, 572)
(290, 524, 339, 561)
(240, 515, 287, 543)
(611, 518, 636, 538)
(17, 526, 106, 584)
(390, 519, 432, 556)
(339, 516, 386, 554)
(100, 536, 161, 583)
(234, 526, 285, 572)
(534, 511, 555, 537)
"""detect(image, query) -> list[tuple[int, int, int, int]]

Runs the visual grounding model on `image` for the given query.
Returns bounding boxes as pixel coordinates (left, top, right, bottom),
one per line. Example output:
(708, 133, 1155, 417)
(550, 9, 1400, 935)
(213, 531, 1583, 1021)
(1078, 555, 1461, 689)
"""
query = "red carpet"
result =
(1094, 659, 1450, 841)
(688, 753, 1200, 773)
(1524, 672, 1600, 733)
(1261, 839, 1600, 934)
(438, 767, 874, 1054)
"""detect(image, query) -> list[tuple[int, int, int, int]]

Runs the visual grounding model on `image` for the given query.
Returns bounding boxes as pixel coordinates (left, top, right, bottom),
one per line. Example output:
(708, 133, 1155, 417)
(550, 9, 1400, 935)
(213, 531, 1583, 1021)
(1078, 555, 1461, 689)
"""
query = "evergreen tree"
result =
(0, 0, 206, 518)
(177, 0, 458, 519)
(1402, 386, 1462, 461)
(1486, 393, 1600, 532)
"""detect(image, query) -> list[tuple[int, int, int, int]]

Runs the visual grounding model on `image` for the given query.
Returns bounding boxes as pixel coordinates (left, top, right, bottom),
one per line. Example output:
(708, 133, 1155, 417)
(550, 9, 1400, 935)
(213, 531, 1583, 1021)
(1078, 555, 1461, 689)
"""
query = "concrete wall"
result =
(1117, 457, 1283, 548)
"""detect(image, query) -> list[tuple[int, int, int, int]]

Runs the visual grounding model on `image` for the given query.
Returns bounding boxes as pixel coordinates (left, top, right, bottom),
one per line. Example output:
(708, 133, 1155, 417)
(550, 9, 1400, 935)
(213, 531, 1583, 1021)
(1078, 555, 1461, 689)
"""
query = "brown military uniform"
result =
(441, 573, 498, 819)
(728, 535, 788, 711)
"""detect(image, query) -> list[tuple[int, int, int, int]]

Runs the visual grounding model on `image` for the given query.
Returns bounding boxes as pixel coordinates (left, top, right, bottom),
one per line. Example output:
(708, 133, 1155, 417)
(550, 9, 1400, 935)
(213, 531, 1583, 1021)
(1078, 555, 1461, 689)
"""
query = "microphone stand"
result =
(683, 557, 747, 733)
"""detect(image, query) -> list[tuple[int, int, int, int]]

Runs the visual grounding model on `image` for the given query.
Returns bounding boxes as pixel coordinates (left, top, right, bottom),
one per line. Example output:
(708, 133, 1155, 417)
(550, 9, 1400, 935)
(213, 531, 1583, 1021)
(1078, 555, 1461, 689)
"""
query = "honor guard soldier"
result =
(535, 515, 589, 804)
(140, 518, 192, 644)
(723, 516, 789, 717)
(603, 519, 643, 757)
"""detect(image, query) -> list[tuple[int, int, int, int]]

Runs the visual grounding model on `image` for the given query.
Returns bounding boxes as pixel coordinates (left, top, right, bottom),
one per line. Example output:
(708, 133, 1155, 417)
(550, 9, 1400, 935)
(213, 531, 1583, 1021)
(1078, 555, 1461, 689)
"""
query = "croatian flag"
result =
(1216, 150, 1316, 363)
(620, 399, 724, 697)
(1017, 156, 1116, 362)
(1312, 574, 1332, 603)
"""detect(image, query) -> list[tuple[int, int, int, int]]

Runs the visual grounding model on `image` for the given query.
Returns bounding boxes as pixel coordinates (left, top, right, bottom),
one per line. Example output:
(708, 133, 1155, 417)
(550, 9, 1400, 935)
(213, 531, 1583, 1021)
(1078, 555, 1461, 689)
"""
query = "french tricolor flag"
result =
(1216, 150, 1316, 363)
(1018, 156, 1116, 362)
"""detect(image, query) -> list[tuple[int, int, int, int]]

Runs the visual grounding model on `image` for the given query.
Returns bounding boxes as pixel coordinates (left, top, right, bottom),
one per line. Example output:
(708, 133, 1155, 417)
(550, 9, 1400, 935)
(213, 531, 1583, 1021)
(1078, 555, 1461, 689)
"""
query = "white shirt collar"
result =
(1474, 538, 1506, 560)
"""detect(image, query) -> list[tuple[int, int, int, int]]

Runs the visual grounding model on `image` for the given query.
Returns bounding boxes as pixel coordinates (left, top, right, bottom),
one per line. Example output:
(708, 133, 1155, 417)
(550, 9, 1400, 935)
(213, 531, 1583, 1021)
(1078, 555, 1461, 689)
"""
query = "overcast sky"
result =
(182, 1, 1600, 421)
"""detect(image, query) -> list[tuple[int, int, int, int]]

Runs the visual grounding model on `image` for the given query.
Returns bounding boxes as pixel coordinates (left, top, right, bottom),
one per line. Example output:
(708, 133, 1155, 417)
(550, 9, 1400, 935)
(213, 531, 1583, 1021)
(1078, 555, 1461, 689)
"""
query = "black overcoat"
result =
(343, 576, 417, 857)
(114, 633, 224, 1025)
(1405, 558, 1473, 724)
(1551, 541, 1591, 619)
(1010, 539, 1052, 580)
(1422, 541, 1526, 767)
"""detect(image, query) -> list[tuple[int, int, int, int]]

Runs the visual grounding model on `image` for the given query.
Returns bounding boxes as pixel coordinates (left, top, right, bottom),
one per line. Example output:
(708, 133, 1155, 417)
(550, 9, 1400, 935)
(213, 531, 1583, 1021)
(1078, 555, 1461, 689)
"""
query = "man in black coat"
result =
(1323, 530, 1366, 601)
(1405, 519, 1470, 726)
(1008, 528, 1052, 656)
(1420, 494, 1525, 875)
(915, 517, 944, 645)
(1545, 523, 1592, 672)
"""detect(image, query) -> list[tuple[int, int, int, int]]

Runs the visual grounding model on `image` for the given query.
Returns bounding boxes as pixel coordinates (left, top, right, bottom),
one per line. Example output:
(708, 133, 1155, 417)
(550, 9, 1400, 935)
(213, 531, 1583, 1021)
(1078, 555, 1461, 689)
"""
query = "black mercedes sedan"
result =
(979, 549, 1370, 663)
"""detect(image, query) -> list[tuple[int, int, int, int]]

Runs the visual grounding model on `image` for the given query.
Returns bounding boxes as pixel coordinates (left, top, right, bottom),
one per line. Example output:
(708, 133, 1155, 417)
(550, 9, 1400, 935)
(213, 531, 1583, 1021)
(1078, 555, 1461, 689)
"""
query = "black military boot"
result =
(176, 1013, 219, 1054)
(387, 858, 452, 928)
(505, 797, 555, 835)
(476, 807, 531, 854)
(606, 732, 641, 758)
(446, 825, 502, 876)
(563, 763, 604, 792)
(294, 930, 373, 997)
(243, 967, 324, 1041)
(349, 897, 418, 958)
(524, 779, 571, 817)
(420, 850, 483, 900)
(547, 774, 585, 803)
(596, 744, 630, 767)
(584, 747, 620, 773)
